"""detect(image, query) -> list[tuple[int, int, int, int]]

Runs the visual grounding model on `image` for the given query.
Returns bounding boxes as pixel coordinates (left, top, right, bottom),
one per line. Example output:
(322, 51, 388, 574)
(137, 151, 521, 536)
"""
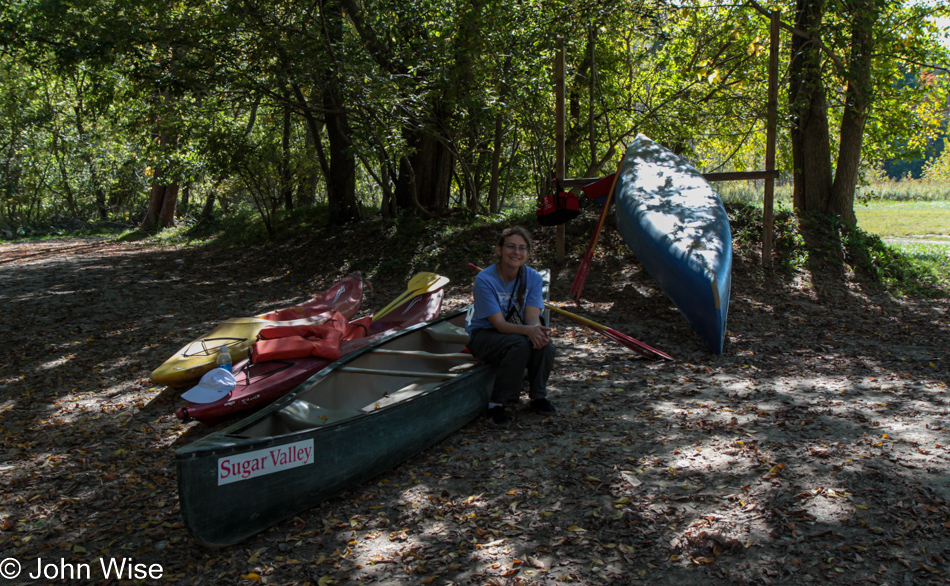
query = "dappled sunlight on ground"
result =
(0, 234, 948, 584)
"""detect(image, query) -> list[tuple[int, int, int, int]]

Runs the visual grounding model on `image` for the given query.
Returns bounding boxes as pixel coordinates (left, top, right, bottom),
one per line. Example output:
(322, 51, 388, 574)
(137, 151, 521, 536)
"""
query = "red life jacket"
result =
(537, 181, 580, 226)
(251, 312, 369, 363)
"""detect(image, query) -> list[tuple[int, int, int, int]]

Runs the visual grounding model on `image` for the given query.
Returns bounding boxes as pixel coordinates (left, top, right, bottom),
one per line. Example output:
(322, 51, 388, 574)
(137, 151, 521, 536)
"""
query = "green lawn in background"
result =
(720, 181, 950, 288)
(855, 201, 950, 238)
(855, 201, 950, 287)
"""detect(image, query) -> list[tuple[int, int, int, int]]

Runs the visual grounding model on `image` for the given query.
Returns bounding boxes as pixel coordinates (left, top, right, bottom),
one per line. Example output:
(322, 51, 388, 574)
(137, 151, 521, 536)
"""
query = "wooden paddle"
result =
(372, 272, 449, 322)
(570, 159, 624, 301)
(468, 263, 671, 360)
(545, 305, 673, 361)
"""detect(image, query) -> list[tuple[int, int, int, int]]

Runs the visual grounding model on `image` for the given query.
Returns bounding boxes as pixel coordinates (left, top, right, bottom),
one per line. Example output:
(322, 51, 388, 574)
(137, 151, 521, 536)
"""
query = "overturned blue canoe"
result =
(614, 135, 732, 354)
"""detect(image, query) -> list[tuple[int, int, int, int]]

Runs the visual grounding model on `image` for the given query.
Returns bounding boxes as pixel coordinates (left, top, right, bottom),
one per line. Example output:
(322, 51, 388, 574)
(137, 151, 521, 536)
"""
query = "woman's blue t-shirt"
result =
(466, 264, 545, 334)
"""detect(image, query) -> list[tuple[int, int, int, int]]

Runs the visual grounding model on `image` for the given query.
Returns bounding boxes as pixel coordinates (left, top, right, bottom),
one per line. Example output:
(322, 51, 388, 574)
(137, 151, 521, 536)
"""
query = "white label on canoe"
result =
(217, 439, 314, 485)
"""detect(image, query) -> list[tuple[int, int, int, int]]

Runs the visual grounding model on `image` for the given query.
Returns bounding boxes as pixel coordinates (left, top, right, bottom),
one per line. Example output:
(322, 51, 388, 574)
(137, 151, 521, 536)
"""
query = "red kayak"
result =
(176, 289, 445, 425)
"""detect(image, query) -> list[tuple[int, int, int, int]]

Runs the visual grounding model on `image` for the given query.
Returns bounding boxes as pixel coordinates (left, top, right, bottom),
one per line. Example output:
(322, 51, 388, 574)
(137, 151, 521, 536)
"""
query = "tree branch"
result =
(745, 0, 847, 74)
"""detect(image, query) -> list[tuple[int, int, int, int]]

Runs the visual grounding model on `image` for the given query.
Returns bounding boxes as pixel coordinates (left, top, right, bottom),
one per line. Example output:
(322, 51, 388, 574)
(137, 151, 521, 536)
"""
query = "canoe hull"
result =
(614, 135, 732, 354)
(175, 311, 493, 547)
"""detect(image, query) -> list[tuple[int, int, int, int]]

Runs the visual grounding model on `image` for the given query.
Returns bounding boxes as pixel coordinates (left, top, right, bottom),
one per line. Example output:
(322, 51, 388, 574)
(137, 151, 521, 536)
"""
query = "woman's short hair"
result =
(498, 226, 533, 251)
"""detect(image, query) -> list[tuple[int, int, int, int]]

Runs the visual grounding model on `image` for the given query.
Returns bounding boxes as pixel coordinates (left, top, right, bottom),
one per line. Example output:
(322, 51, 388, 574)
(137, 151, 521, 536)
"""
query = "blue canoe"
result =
(613, 135, 732, 354)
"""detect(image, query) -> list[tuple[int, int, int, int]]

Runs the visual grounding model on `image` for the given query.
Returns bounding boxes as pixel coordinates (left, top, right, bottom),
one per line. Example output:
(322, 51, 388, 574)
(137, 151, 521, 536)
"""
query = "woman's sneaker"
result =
(487, 405, 511, 425)
(529, 398, 557, 414)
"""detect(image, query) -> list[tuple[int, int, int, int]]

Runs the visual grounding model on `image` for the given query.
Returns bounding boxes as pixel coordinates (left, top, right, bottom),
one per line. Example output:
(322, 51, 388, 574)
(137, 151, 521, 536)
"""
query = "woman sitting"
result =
(466, 226, 557, 425)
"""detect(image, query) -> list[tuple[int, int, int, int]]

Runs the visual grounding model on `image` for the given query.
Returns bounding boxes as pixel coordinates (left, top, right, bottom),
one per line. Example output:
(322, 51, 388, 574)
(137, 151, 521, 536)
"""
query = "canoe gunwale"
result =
(175, 362, 490, 461)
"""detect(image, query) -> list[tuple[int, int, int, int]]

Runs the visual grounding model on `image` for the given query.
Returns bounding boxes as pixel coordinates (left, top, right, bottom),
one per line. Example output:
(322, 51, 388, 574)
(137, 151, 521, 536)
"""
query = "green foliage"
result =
(729, 203, 811, 271)
(840, 222, 948, 296)
(0, 0, 948, 236)
(0, 217, 137, 242)
(923, 147, 950, 184)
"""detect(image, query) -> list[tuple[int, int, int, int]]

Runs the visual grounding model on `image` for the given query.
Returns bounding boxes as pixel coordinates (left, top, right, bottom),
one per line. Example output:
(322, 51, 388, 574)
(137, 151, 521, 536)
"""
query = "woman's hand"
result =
(486, 312, 552, 348)
(524, 324, 552, 349)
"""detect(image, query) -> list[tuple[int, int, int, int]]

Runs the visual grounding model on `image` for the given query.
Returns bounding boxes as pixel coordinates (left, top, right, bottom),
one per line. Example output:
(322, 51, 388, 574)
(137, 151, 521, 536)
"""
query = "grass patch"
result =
(882, 241, 950, 287)
(719, 177, 950, 205)
(729, 203, 949, 296)
(855, 201, 950, 238)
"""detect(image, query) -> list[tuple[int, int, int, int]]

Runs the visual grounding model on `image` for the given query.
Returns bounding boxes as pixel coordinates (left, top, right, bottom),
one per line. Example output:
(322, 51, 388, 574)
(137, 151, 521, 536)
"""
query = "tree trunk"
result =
(488, 55, 512, 215)
(51, 133, 79, 217)
(379, 152, 396, 218)
(323, 91, 360, 223)
(789, 0, 879, 226)
(140, 90, 179, 231)
(142, 179, 179, 230)
(293, 85, 330, 200)
(316, 0, 361, 225)
(487, 113, 504, 214)
(828, 0, 879, 226)
(298, 124, 319, 207)
(789, 0, 834, 213)
(201, 190, 216, 222)
(181, 182, 191, 214)
(280, 100, 294, 211)
(396, 123, 453, 212)
(140, 147, 179, 231)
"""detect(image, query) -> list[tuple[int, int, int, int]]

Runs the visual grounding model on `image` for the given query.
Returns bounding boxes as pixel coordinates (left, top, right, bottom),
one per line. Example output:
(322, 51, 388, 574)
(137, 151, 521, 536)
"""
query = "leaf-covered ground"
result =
(0, 221, 948, 585)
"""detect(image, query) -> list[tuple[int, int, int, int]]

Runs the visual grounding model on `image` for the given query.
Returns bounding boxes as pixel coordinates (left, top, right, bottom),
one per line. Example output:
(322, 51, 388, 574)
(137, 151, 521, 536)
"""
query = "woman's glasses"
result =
(503, 243, 529, 253)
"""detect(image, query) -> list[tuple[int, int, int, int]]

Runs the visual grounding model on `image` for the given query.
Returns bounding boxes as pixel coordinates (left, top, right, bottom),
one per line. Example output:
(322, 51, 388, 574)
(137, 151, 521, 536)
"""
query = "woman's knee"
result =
(504, 335, 532, 358)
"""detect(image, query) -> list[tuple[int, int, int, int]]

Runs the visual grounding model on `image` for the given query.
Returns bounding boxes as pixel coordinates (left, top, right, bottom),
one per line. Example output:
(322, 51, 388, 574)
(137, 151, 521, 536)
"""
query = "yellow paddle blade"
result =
(372, 273, 449, 322)
(371, 274, 437, 319)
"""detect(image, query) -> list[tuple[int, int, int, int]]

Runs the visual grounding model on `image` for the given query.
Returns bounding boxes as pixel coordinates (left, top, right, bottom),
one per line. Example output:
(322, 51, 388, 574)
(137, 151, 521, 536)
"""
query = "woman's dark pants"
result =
(469, 329, 556, 404)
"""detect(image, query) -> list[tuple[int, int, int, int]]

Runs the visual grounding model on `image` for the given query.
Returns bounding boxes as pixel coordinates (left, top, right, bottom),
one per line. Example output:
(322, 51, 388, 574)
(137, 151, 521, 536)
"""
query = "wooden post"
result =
(555, 43, 566, 264)
(763, 11, 780, 268)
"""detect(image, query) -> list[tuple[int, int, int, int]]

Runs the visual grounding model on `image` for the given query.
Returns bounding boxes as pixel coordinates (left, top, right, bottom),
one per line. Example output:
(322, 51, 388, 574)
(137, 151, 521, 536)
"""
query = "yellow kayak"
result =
(150, 274, 363, 387)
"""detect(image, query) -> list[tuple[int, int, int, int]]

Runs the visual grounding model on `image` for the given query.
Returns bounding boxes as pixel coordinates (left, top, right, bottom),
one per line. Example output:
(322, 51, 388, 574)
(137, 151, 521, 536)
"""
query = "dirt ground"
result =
(0, 230, 948, 585)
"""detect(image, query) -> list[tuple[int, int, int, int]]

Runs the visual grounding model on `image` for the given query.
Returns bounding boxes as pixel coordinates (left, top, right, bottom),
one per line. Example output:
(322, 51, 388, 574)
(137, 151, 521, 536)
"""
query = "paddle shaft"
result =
(571, 161, 623, 300)
(589, 323, 655, 359)
(545, 305, 672, 361)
